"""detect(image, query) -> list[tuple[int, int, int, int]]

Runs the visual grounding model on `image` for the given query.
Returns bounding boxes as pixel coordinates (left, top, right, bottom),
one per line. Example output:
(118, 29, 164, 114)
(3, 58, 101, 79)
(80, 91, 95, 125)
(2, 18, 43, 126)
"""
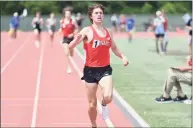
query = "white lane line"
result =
(1, 35, 31, 74)
(31, 36, 45, 128)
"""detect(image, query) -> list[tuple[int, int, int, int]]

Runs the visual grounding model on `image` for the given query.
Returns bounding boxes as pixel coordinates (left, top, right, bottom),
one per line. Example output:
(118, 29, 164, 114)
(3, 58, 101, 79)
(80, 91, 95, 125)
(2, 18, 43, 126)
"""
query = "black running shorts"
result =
(155, 33, 164, 38)
(81, 65, 112, 83)
(62, 36, 74, 44)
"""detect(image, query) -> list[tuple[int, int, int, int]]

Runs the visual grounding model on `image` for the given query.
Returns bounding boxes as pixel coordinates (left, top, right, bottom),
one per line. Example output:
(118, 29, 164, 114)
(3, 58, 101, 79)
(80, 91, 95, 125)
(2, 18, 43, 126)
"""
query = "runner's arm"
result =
(108, 29, 126, 59)
(68, 27, 88, 49)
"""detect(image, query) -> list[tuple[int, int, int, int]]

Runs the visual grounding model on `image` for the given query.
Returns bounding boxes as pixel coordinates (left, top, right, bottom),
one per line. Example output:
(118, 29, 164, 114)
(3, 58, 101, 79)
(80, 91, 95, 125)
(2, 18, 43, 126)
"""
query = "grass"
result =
(76, 36, 192, 127)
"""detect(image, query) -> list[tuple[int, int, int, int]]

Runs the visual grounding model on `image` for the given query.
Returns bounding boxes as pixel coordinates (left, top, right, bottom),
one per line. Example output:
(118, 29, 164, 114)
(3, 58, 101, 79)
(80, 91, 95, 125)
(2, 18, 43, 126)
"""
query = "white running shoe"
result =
(67, 67, 72, 74)
(101, 105, 109, 120)
(35, 41, 39, 48)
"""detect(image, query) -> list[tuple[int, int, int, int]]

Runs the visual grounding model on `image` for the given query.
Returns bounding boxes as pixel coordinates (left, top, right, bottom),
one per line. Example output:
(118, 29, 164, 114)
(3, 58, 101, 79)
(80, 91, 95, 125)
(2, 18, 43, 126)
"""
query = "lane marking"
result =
(1, 35, 31, 74)
(31, 35, 45, 128)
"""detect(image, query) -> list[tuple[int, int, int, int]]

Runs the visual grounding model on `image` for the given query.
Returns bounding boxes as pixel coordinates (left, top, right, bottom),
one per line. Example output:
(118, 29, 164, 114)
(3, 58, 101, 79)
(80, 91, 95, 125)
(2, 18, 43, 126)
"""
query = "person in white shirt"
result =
(32, 12, 44, 48)
(110, 14, 119, 32)
(153, 11, 165, 55)
(46, 13, 57, 46)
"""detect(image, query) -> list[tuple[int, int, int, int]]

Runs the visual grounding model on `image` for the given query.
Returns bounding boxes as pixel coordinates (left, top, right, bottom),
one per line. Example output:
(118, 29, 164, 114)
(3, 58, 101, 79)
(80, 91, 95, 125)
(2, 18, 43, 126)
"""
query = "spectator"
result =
(9, 9, 27, 39)
(155, 55, 192, 103)
(126, 14, 135, 42)
(153, 11, 165, 55)
(185, 18, 192, 56)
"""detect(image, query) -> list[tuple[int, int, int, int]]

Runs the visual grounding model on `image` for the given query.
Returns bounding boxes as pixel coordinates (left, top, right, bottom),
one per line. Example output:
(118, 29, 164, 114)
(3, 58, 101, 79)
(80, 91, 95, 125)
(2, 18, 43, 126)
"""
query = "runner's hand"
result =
(122, 55, 129, 66)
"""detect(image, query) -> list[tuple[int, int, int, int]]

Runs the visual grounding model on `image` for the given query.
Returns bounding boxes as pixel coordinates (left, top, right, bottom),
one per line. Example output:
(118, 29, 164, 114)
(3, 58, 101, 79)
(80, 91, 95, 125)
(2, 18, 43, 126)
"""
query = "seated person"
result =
(155, 55, 192, 103)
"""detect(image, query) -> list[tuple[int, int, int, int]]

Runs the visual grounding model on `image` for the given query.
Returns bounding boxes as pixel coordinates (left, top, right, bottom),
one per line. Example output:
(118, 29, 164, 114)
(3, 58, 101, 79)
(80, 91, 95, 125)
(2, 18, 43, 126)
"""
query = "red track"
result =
(1, 32, 132, 127)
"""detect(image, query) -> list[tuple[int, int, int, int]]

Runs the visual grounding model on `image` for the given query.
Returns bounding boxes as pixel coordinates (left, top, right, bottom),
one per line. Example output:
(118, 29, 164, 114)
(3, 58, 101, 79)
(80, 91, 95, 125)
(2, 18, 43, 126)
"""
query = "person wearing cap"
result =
(153, 10, 165, 55)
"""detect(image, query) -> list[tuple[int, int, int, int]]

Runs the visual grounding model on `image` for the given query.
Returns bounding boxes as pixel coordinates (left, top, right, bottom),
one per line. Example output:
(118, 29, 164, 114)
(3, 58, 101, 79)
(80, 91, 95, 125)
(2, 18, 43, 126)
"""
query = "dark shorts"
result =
(155, 33, 164, 38)
(49, 25, 56, 32)
(112, 21, 117, 27)
(81, 65, 113, 83)
(77, 20, 82, 27)
(62, 36, 74, 44)
(34, 28, 41, 33)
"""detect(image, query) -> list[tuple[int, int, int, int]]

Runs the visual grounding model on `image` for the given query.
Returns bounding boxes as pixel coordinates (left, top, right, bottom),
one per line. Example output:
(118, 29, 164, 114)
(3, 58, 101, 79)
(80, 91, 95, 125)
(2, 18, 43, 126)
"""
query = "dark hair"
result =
(88, 4, 104, 23)
(63, 6, 73, 14)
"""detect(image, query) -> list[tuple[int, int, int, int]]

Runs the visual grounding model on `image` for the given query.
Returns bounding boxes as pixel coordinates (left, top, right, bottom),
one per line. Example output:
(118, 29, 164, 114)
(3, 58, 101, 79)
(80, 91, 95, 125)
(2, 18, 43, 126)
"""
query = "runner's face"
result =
(36, 13, 40, 18)
(65, 11, 71, 18)
(91, 8, 104, 23)
(50, 13, 54, 18)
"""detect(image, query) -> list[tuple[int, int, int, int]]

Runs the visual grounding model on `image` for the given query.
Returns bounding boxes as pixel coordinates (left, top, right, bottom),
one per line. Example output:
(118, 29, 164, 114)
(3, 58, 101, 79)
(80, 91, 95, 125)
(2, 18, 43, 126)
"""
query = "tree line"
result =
(1, 1, 192, 15)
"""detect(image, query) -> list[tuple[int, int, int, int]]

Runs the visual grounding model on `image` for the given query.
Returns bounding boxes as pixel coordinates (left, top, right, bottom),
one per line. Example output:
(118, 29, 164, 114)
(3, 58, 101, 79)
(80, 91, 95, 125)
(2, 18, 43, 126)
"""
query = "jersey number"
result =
(92, 40, 100, 48)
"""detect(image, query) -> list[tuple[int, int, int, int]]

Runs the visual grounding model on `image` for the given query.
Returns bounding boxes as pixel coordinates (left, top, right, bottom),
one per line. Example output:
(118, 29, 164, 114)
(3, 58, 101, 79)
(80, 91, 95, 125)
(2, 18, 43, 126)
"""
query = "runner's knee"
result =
(103, 94, 113, 104)
(89, 100, 97, 111)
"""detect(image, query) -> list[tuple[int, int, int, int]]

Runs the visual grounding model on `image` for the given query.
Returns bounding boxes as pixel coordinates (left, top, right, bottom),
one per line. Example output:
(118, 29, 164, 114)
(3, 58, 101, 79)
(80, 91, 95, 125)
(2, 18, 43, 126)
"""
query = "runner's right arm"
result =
(68, 27, 89, 49)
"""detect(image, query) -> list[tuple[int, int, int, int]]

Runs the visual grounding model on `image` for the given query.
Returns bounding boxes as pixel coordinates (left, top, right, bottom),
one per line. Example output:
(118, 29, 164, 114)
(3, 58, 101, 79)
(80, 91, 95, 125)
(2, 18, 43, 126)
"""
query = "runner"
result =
(32, 12, 44, 48)
(46, 12, 57, 46)
(58, 6, 79, 73)
(68, 4, 129, 127)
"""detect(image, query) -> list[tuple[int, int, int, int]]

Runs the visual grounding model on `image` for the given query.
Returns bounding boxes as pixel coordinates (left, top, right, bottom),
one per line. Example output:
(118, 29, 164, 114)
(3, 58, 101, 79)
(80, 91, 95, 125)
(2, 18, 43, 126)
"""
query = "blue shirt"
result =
(126, 18, 135, 29)
(10, 16, 20, 28)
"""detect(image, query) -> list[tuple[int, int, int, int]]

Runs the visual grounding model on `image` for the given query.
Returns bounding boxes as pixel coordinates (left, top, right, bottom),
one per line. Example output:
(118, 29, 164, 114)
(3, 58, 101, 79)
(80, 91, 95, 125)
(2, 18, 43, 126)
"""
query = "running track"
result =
(1, 32, 135, 127)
